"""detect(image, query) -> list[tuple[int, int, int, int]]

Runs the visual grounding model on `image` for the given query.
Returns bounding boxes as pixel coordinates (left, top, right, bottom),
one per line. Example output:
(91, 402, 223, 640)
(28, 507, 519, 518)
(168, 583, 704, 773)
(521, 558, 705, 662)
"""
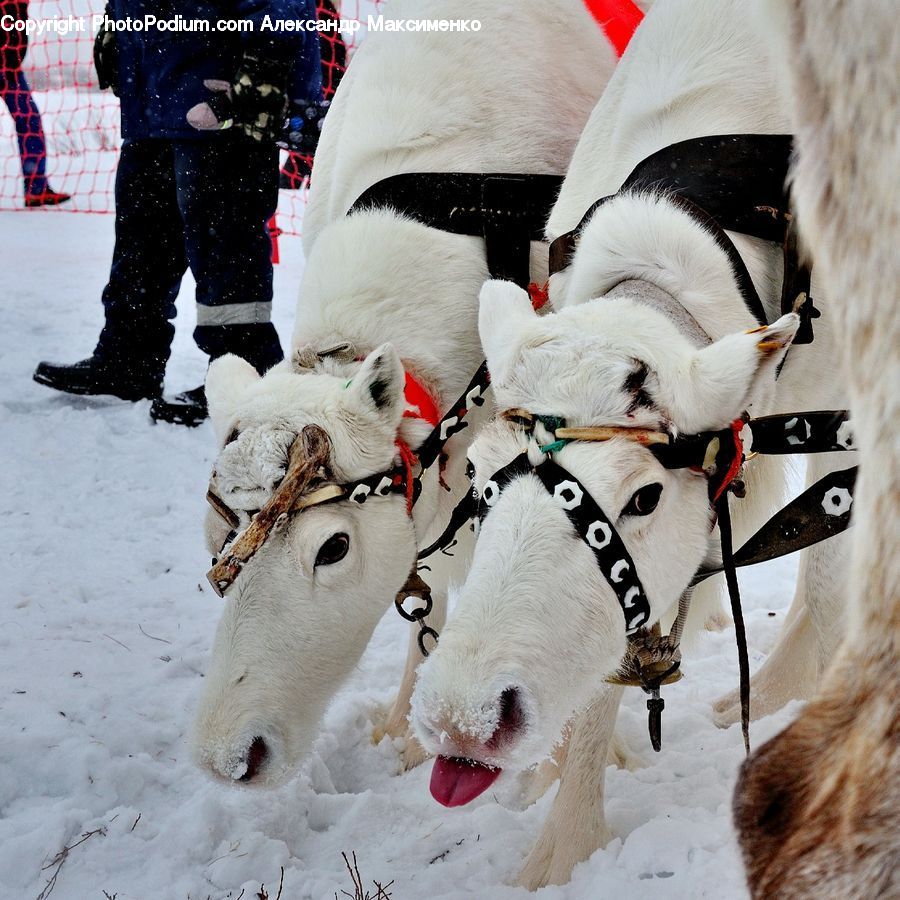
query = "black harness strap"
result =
(693, 466, 857, 585)
(415, 361, 490, 476)
(652, 410, 854, 503)
(534, 458, 652, 634)
(548, 134, 819, 342)
(627, 135, 795, 238)
(476, 451, 652, 635)
(349, 173, 564, 287)
(717, 492, 751, 755)
(747, 410, 854, 455)
(418, 485, 479, 561)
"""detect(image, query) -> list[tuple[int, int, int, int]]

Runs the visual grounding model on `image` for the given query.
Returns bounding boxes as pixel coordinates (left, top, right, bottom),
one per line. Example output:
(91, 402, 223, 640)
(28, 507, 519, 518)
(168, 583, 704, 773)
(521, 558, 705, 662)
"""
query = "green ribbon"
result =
(535, 415, 568, 455)
(539, 438, 570, 454)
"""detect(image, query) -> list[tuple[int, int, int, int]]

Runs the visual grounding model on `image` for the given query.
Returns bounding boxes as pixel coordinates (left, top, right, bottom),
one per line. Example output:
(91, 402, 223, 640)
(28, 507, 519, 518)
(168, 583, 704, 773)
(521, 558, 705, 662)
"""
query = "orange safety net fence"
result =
(0, 0, 381, 236)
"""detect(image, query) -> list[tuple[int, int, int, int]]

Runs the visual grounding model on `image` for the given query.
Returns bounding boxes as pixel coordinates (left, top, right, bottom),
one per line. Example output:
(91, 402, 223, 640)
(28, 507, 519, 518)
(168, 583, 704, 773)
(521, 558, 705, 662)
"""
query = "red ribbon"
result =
(527, 281, 550, 310)
(713, 419, 746, 503)
(583, 0, 644, 57)
(395, 438, 419, 514)
(397, 371, 442, 514)
(403, 371, 441, 427)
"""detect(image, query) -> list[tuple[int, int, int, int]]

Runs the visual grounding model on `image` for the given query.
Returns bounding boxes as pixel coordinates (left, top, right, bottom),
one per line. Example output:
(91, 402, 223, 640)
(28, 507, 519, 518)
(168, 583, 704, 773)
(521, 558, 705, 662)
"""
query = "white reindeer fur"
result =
(412, 0, 853, 888)
(193, 0, 614, 784)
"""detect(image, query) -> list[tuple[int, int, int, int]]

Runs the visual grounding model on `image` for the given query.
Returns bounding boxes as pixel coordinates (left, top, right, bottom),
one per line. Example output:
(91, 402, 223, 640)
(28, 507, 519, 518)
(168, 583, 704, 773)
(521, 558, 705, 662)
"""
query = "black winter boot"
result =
(156, 325, 283, 427)
(33, 356, 162, 401)
(150, 386, 208, 427)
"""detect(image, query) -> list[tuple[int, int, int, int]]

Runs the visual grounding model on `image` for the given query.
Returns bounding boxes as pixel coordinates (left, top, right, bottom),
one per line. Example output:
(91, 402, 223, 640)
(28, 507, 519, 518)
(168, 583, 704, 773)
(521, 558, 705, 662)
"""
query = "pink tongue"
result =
(430, 755, 502, 807)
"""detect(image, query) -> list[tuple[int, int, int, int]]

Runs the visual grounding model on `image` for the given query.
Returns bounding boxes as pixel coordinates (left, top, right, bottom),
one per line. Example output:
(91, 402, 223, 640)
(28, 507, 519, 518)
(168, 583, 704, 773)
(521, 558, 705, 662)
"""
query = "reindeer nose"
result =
(426, 687, 528, 808)
(238, 736, 269, 781)
(487, 687, 526, 751)
(425, 685, 527, 758)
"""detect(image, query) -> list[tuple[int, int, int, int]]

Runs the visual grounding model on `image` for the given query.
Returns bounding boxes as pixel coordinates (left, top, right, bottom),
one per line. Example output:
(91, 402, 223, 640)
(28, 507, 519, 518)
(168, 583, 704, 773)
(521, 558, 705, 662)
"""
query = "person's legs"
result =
(1, 67, 47, 193)
(174, 134, 284, 373)
(34, 139, 187, 399)
(148, 134, 283, 424)
(0, 68, 68, 204)
(94, 139, 188, 377)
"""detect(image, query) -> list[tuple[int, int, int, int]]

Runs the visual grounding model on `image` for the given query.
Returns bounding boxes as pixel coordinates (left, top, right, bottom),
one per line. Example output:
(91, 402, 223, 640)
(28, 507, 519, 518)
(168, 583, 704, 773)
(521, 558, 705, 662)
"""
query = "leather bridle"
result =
(429, 407, 857, 751)
(205, 361, 492, 600)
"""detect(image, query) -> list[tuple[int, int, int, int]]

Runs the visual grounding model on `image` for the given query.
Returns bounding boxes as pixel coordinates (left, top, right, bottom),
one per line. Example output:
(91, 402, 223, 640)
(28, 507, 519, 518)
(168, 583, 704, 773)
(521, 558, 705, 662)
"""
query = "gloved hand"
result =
(187, 53, 291, 142)
(282, 98, 331, 155)
(93, 11, 119, 96)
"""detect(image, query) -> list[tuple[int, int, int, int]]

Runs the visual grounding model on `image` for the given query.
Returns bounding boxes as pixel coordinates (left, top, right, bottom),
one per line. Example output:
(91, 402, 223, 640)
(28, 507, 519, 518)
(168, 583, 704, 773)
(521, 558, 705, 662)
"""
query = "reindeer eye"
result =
(315, 532, 350, 567)
(622, 483, 663, 517)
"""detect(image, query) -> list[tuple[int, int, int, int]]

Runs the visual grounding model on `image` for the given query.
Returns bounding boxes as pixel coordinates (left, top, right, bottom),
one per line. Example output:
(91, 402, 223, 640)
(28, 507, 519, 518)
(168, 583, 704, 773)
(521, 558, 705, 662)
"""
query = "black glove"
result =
(282, 98, 330, 155)
(231, 52, 292, 141)
(93, 11, 119, 96)
(187, 53, 291, 142)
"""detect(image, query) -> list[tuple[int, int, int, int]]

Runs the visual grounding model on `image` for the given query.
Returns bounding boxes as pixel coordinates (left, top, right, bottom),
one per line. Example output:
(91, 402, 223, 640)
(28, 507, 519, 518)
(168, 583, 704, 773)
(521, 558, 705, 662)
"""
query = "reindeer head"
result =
(411, 280, 798, 804)
(193, 344, 425, 784)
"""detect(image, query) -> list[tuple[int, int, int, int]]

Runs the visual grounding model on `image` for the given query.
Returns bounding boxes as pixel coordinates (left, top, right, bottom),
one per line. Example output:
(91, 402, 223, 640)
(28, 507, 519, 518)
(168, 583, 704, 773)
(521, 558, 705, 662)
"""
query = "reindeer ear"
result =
(478, 280, 539, 384)
(205, 355, 261, 443)
(675, 313, 800, 431)
(346, 343, 406, 429)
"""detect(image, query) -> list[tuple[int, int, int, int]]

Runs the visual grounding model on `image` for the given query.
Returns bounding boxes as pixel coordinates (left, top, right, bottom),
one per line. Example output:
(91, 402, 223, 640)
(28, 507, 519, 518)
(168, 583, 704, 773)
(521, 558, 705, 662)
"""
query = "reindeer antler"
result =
(207, 424, 332, 598)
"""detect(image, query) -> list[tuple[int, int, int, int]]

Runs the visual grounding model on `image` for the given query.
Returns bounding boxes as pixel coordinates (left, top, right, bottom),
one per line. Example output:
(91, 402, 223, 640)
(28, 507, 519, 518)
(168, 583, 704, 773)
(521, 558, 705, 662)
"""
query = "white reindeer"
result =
(191, 0, 615, 785)
(411, 0, 853, 888)
(734, 1, 899, 896)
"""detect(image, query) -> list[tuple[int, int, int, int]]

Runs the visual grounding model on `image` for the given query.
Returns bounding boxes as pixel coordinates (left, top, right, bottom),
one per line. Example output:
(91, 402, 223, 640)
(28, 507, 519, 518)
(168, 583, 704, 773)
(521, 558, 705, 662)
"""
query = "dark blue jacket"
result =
(109, 0, 321, 140)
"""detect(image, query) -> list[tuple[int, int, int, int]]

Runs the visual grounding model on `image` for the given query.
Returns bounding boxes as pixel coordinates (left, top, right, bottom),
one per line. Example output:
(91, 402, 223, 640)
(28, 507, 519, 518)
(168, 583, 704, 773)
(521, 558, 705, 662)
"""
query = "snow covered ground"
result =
(1, 209, 805, 899)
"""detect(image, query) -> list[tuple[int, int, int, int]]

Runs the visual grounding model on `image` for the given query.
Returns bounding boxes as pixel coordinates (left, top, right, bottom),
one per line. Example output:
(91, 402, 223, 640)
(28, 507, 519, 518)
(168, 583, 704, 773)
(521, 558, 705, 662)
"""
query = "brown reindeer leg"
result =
(734, 643, 899, 898)
(734, 2, 900, 896)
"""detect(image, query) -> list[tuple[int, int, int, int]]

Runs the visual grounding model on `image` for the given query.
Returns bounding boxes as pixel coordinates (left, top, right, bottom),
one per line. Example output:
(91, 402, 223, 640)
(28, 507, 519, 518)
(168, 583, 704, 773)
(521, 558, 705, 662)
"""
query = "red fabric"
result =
(527, 281, 550, 310)
(403, 371, 441, 427)
(268, 215, 281, 264)
(395, 438, 419, 514)
(397, 371, 441, 515)
(583, 0, 644, 57)
(713, 419, 746, 503)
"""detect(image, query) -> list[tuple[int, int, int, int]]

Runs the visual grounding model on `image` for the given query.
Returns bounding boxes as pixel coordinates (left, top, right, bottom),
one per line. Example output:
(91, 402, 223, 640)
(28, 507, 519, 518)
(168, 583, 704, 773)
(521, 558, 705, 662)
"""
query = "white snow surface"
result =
(1, 210, 805, 899)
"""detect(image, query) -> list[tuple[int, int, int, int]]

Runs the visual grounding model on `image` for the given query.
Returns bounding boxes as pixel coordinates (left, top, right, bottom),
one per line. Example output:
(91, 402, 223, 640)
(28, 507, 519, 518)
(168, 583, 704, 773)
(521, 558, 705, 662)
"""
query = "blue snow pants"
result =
(0, 68, 49, 196)
(94, 135, 284, 378)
